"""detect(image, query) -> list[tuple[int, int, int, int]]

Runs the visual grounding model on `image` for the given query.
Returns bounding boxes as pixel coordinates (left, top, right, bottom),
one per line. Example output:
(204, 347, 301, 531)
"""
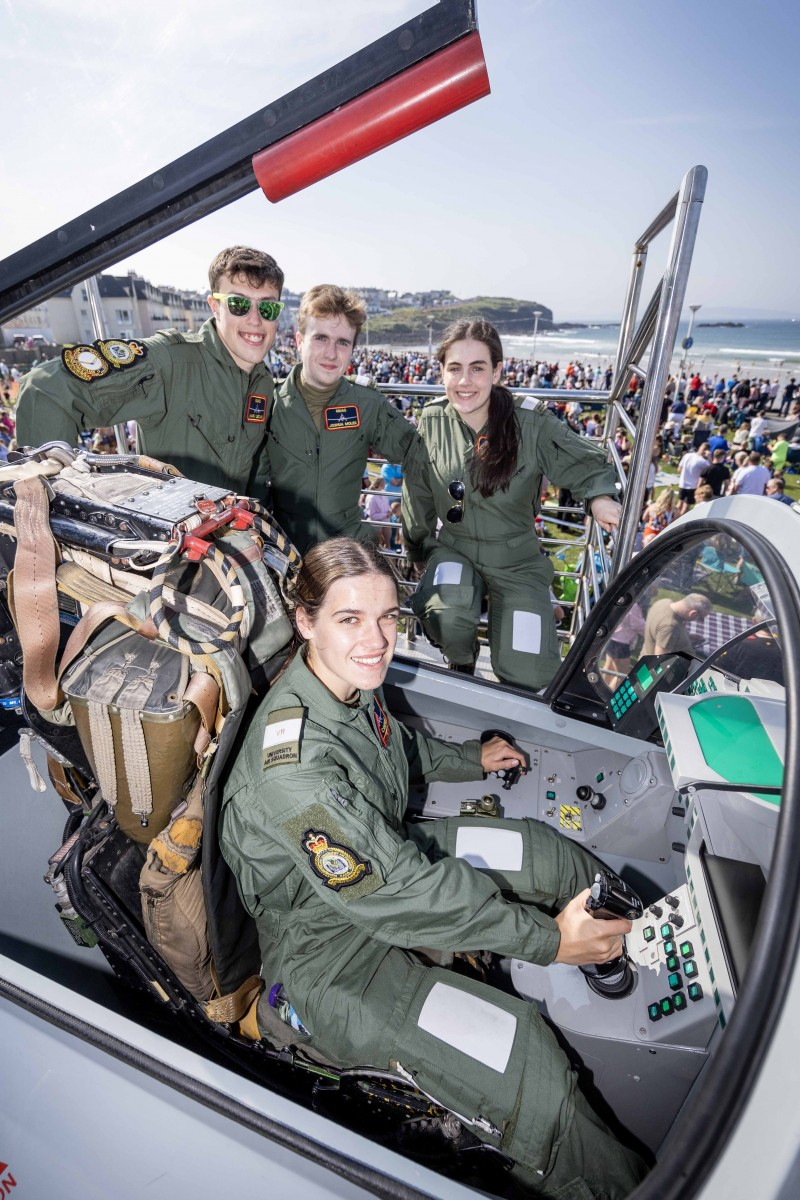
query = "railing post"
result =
(611, 165, 707, 577)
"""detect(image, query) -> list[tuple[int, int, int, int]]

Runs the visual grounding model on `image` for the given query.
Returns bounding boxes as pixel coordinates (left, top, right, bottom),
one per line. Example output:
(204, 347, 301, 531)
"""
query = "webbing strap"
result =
(0, 455, 67, 483)
(87, 700, 117, 805)
(119, 708, 153, 821)
(11, 476, 61, 711)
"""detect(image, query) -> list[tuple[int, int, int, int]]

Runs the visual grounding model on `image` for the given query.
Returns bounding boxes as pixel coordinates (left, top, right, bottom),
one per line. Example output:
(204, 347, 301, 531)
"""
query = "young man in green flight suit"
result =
(16, 246, 284, 495)
(260, 284, 420, 554)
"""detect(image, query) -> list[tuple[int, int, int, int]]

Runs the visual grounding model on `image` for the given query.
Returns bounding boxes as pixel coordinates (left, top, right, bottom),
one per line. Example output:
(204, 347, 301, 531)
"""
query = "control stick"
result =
(579, 871, 643, 999)
(480, 728, 526, 790)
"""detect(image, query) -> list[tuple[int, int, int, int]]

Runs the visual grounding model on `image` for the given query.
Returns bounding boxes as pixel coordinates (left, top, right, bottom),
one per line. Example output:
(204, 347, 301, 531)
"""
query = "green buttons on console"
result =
(679, 940, 694, 958)
(546, 790, 556, 800)
(660, 924, 672, 940)
(668, 972, 682, 991)
(666, 954, 679, 971)
(648, 1002, 661, 1022)
(684, 959, 698, 978)
(688, 982, 703, 1002)
(660, 997, 674, 1016)
(663, 939, 676, 956)
(643, 926, 655, 943)
(672, 991, 687, 1012)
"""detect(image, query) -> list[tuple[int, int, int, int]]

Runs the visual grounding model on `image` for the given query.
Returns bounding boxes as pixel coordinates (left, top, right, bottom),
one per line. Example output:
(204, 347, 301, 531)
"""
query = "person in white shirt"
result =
(749, 413, 767, 441)
(730, 451, 772, 496)
(676, 443, 711, 514)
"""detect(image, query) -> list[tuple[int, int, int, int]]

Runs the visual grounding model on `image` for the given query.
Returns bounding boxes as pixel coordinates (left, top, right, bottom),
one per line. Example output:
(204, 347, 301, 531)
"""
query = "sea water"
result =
(503, 319, 800, 378)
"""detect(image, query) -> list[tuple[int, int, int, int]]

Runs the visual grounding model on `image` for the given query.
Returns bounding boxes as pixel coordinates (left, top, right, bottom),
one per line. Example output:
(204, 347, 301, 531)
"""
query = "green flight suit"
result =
(402, 398, 618, 689)
(220, 652, 645, 1199)
(260, 364, 418, 554)
(15, 320, 274, 495)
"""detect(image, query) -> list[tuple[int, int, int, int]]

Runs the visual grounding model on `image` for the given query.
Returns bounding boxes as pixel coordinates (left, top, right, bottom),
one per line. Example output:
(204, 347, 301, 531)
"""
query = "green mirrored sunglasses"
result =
(213, 293, 285, 321)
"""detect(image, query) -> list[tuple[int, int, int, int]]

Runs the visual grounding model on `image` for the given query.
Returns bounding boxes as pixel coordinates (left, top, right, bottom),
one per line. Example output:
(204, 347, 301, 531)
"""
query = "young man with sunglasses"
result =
(17, 247, 284, 495)
(261, 284, 420, 554)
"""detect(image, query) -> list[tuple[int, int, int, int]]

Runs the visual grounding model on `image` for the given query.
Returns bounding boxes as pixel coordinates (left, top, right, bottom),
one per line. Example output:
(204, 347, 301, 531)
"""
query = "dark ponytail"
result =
(436, 318, 520, 497)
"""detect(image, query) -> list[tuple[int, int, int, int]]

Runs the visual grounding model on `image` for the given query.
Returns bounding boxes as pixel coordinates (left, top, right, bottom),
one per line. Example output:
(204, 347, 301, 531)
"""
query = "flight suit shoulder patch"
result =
(282, 802, 385, 901)
(517, 396, 546, 414)
(62, 338, 147, 382)
(263, 705, 306, 769)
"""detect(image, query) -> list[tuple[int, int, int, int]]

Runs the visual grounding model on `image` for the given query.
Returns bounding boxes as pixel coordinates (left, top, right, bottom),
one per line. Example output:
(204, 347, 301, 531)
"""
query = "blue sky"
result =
(2, 0, 798, 320)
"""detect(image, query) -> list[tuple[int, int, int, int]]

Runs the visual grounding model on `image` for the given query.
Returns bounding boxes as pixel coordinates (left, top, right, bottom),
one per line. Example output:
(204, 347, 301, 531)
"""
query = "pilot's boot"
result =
(445, 658, 475, 675)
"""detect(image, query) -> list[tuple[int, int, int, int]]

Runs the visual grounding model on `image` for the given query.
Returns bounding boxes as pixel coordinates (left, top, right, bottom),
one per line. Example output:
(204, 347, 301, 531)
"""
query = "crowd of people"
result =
(633, 372, 799, 547)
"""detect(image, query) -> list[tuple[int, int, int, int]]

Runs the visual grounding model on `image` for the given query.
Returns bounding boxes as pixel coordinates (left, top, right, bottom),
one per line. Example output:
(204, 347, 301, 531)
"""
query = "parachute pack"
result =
(0, 443, 297, 1018)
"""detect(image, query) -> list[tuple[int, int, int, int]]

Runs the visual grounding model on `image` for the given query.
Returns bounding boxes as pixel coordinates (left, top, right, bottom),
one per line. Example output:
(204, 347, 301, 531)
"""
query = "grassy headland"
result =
(366, 297, 554, 345)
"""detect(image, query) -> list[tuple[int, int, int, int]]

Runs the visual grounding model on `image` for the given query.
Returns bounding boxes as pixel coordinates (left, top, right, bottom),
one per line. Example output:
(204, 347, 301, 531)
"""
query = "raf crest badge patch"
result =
(373, 695, 390, 746)
(476, 434, 489, 457)
(246, 393, 268, 423)
(263, 705, 306, 769)
(62, 338, 147, 382)
(324, 404, 360, 431)
(302, 829, 372, 889)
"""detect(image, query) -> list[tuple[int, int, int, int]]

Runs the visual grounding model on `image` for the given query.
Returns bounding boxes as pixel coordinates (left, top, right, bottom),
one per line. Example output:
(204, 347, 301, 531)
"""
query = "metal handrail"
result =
(610, 165, 708, 574)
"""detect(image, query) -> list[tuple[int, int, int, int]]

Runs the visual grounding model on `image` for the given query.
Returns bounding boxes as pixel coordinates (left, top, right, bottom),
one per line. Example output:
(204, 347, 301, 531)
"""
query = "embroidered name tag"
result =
(62, 338, 147, 382)
(302, 829, 372, 890)
(324, 404, 360, 430)
(263, 705, 306, 768)
(246, 393, 268, 423)
(373, 695, 390, 746)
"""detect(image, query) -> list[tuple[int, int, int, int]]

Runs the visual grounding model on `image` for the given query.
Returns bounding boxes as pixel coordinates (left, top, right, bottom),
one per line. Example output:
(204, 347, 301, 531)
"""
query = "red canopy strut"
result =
(253, 31, 489, 203)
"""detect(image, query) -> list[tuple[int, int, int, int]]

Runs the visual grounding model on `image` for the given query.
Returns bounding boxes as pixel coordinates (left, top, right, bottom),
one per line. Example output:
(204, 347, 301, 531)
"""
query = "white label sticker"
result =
(455, 826, 524, 872)
(512, 610, 541, 654)
(520, 396, 538, 410)
(263, 717, 303, 749)
(433, 561, 463, 586)
(418, 982, 517, 1073)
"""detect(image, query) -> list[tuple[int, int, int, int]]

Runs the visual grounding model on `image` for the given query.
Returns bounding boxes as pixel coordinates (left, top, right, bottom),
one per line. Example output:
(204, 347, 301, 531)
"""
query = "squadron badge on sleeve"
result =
(302, 829, 372, 890)
(62, 338, 147, 382)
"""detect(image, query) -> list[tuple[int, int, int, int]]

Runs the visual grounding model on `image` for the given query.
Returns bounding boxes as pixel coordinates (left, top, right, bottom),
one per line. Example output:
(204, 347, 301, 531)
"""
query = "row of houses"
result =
(1, 273, 459, 349)
(0, 273, 218, 348)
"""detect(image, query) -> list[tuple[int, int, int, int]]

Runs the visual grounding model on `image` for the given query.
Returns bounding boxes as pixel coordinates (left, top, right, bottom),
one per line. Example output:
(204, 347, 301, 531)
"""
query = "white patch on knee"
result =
(455, 827, 524, 872)
(418, 982, 517, 1072)
(433, 561, 463, 586)
(512, 610, 541, 654)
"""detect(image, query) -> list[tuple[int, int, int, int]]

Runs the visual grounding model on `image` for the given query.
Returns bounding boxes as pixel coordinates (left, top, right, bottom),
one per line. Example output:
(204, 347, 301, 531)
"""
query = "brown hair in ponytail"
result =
(435, 318, 520, 497)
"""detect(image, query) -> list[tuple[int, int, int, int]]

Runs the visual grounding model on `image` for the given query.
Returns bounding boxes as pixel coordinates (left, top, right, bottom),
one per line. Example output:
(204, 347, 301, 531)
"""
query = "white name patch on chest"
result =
(418, 981, 517, 1073)
(263, 717, 303, 748)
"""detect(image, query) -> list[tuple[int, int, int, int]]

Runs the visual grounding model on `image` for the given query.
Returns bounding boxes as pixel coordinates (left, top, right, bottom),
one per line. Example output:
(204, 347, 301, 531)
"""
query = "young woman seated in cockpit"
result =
(220, 537, 646, 1199)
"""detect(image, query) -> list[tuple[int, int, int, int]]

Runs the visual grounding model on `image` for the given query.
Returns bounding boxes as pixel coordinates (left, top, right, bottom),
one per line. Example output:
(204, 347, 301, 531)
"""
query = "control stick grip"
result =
(480, 728, 525, 790)
(580, 872, 642, 1000)
(585, 871, 644, 922)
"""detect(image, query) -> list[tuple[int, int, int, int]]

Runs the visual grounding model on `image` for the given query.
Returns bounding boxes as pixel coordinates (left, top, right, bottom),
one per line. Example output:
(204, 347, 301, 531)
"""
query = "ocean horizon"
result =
(373, 318, 800, 381)
(501, 318, 800, 379)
